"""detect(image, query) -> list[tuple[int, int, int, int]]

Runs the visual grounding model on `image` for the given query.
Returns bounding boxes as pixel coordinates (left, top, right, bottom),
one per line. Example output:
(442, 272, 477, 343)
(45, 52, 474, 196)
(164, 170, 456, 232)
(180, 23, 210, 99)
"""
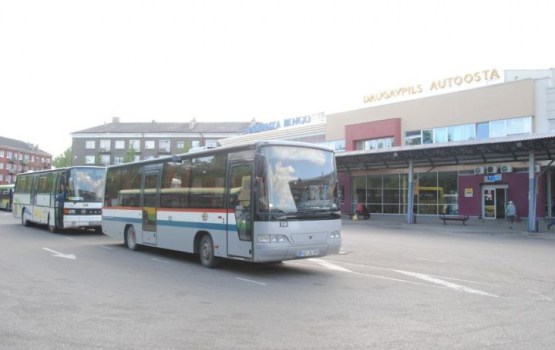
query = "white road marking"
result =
(236, 277, 267, 286)
(42, 247, 76, 260)
(295, 259, 501, 298)
(394, 270, 499, 298)
(99, 245, 113, 250)
(416, 257, 446, 263)
(310, 258, 353, 272)
(64, 237, 75, 241)
(151, 258, 169, 264)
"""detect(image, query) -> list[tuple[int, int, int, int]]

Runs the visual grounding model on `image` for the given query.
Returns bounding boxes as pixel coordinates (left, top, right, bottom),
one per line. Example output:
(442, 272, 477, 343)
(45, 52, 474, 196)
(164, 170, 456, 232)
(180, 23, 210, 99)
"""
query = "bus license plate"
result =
(297, 249, 319, 257)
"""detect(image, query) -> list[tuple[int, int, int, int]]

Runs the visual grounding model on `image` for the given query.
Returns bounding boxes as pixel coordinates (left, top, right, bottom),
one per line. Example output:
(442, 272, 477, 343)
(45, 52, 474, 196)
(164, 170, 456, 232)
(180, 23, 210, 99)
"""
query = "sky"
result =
(1, 0, 555, 158)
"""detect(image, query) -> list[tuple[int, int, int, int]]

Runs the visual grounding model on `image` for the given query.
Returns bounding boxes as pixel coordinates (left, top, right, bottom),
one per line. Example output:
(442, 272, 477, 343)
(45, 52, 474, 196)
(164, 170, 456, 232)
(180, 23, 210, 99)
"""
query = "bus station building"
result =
(69, 68, 555, 231)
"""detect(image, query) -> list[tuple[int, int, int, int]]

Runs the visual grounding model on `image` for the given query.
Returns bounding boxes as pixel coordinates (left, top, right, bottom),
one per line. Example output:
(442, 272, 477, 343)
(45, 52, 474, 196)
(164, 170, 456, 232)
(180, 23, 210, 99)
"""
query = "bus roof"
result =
(106, 140, 334, 170)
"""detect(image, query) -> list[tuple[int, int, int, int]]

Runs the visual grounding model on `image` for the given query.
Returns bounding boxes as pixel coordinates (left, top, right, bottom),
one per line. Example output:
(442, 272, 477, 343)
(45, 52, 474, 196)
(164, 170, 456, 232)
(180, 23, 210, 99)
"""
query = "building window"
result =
(205, 139, 218, 148)
(422, 130, 433, 144)
(405, 131, 422, 145)
(320, 140, 345, 152)
(159, 140, 171, 152)
(85, 155, 96, 164)
(129, 140, 141, 152)
(449, 124, 475, 141)
(176, 140, 185, 150)
(99, 139, 111, 151)
(191, 140, 200, 148)
(405, 117, 531, 146)
(0, 150, 4, 158)
(86, 140, 96, 149)
(356, 137, 394, 150)
(352, 171, 458, 215)
(100, 155, 110, 165)
(115, 140, 125, 149)
(476, 122, 489, 139)
(114, 156, 124, 164)
(490, 117, 532, 137)
(145, 140, 155, 149)
(506, 116, 532, 135)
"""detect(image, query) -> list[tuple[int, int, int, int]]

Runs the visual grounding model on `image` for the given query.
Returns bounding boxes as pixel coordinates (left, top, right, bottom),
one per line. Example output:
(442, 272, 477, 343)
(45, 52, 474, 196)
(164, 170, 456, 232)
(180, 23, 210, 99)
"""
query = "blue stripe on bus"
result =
(103, 216, 237, 231)
(102, 216, 143, 224)
(158, 220, 231, 231)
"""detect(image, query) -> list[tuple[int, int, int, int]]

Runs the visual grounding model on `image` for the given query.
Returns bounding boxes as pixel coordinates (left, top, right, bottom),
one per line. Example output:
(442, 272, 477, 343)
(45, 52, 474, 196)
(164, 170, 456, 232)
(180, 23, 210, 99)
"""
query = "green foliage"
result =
(123, 148, 137, 163)
(175, 140, 192, 155)
(52, 147, 73, 168)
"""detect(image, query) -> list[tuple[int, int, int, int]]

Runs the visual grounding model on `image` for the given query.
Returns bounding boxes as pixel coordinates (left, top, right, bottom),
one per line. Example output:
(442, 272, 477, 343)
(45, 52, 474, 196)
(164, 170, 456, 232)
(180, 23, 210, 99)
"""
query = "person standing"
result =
(56, 184, 67, 228)
(506, 200, 517, 223)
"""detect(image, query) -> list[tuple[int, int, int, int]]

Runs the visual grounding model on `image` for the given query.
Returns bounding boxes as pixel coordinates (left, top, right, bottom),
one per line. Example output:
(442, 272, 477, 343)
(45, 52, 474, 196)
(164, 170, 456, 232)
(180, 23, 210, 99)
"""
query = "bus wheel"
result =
(199, 234, 219, 268)
(125, 226, 140, 251)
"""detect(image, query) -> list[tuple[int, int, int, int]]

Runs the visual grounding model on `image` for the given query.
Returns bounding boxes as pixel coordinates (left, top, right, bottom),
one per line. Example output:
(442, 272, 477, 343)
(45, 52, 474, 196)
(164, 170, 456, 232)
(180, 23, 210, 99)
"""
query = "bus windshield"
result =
(258, 145, 339, 216)
(67, 167, 105, 202)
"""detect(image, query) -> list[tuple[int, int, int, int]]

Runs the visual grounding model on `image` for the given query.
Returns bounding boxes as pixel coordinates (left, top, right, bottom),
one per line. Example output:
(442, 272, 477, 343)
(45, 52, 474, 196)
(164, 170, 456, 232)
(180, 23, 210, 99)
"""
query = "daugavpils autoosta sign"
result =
(363, 68, 501, 104)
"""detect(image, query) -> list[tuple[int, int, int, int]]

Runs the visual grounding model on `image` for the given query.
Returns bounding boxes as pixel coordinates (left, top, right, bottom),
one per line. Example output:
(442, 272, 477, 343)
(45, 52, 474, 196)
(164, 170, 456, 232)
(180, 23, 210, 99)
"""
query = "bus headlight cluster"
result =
(258, 234, 288, 244)
(330, 231, 341, 239)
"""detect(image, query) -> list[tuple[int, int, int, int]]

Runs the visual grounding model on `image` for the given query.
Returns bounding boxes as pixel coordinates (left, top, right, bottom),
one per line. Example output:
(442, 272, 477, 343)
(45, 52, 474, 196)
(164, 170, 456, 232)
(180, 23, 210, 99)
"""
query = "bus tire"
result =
(199, 234, 219, 268)
(125, 226, 140, 251)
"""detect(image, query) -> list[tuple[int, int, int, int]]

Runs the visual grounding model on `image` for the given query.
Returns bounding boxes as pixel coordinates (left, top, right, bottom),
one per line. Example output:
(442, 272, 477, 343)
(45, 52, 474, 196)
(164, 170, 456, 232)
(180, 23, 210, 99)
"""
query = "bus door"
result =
(226, 163, 253, 259)
(141, 165, 161, 245)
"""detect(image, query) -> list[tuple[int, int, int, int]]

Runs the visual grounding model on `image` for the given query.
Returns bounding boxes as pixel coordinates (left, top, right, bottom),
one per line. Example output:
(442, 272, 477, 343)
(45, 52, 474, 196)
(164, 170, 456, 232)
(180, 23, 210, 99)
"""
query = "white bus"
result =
(0, 184, 14, 211)
(13, 166, 105, 232)
(102, 140, 342, 267)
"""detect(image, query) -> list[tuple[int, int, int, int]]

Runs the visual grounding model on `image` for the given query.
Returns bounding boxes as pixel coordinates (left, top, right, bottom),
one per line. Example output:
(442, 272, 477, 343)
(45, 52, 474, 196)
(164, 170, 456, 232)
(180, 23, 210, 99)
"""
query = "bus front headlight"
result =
(258, 234, 288, 244)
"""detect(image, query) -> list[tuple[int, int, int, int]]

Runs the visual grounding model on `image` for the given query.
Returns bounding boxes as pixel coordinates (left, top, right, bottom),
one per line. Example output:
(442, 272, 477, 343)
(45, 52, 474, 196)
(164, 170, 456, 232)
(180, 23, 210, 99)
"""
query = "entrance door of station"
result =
(481, 185, 508, 219)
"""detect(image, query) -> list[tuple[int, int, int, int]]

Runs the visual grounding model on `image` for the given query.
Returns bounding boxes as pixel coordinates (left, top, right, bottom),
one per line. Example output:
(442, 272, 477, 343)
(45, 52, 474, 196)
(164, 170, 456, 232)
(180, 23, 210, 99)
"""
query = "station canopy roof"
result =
(335, 133, 555, 172)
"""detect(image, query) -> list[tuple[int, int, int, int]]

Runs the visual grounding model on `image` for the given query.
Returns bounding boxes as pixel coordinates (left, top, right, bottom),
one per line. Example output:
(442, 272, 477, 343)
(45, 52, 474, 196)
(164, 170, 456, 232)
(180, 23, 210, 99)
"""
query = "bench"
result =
(439, 215, 469, 225)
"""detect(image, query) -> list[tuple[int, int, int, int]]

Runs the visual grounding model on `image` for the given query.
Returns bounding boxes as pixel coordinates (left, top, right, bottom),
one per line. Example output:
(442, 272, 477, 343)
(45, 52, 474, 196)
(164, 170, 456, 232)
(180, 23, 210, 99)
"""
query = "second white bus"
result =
(13, 166, 105, 232)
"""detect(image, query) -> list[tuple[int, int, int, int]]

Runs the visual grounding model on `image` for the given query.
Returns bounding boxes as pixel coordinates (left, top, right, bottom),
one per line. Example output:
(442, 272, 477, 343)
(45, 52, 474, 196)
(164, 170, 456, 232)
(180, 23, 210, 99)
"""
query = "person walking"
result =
(506, 200, 517, 223)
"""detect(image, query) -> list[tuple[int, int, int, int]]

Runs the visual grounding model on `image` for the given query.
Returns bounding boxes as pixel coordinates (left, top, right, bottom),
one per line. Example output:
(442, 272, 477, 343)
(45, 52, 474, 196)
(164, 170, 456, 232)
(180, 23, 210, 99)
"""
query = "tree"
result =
(52, 147, 73, 168)
(123, 148, 137, 163)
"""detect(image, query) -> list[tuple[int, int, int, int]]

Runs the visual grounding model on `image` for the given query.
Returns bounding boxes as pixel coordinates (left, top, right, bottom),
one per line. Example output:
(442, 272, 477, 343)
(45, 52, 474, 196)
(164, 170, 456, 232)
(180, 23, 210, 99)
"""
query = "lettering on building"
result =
(244, 112, 324, 134)
(363, 69, 501, 104)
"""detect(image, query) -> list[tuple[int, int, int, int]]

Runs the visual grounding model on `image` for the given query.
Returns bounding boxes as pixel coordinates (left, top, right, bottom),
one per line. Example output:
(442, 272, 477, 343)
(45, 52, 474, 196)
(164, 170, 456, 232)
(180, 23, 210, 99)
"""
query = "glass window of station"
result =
(357, 137, 394, 150)
(352, 171, 458, 215)
(405, 116, 531, 146)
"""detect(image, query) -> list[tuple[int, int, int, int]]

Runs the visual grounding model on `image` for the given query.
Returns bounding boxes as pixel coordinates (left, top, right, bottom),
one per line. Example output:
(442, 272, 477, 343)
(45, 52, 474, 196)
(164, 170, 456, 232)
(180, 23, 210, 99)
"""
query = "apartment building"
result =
(71, 117, 251, 166)
(0, 136, 52, 184)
